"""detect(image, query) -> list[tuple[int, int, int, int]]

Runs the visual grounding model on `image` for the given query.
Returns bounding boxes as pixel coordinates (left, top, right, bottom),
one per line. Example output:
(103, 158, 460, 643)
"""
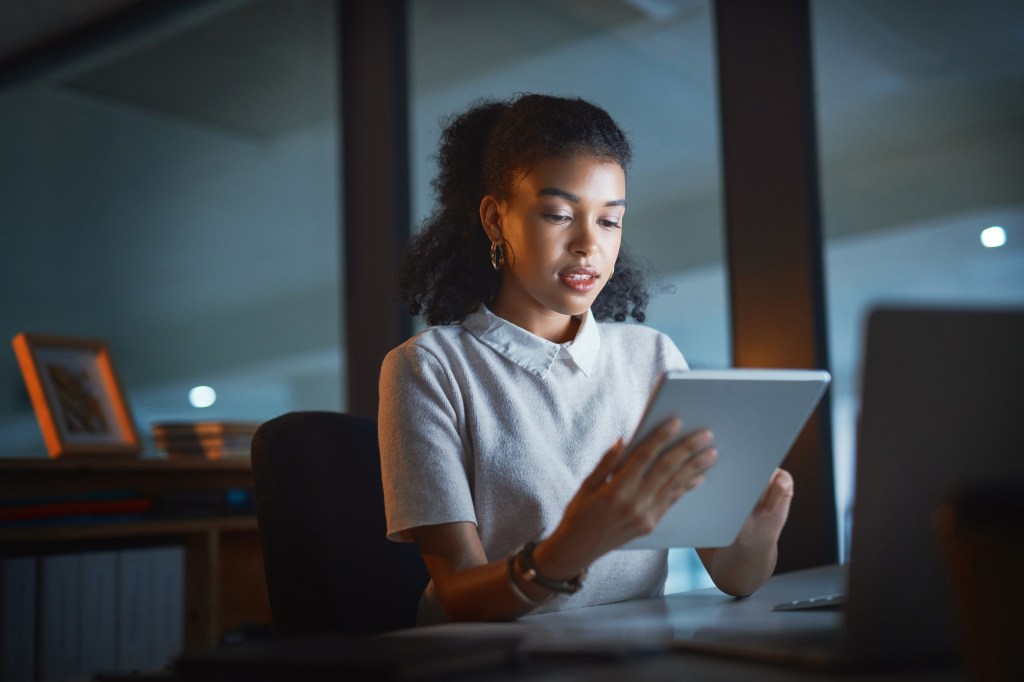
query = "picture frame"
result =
(12, 333, 142, 458)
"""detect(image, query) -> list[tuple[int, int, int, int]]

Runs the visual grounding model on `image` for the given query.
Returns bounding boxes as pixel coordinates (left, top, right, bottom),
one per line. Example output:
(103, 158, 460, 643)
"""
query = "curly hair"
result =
(400, 93, 651, 326)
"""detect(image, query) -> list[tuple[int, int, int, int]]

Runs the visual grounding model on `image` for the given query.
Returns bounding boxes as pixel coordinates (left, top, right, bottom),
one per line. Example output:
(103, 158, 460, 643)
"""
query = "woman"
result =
(379, 94, 793, 624)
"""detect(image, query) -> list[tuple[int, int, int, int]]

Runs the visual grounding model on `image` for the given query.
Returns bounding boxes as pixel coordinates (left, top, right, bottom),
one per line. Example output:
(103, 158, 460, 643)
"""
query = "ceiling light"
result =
(189, 385, 216, 408)
(980, 226, 1006, 248)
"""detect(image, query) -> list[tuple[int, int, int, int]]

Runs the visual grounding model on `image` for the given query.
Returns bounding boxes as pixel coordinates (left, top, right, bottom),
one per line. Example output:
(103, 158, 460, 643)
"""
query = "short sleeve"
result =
(378, 343, 477, 542)
(659, 332, 689, 373)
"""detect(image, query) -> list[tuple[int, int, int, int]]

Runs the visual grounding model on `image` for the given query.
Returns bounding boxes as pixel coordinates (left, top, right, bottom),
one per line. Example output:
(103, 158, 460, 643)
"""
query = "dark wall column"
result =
(714, 0, 837, 571)
(340, 0, 412, 419)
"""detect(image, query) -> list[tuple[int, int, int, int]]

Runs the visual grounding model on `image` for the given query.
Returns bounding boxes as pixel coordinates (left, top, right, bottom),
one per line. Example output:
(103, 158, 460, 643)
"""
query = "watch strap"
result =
(513, 541, 587, 594)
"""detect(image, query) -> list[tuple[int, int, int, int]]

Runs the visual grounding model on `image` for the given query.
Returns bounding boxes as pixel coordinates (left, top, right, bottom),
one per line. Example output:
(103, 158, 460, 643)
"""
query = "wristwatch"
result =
(512, 541, 587, 594)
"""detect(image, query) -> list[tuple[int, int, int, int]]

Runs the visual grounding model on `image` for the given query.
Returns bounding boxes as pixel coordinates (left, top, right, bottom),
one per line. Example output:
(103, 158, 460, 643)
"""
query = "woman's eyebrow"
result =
(538, 187, 627, 207)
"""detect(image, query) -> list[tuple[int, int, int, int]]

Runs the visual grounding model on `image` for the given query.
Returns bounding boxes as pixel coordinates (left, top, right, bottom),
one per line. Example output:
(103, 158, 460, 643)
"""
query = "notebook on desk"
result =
(672, 305, 1024, 670)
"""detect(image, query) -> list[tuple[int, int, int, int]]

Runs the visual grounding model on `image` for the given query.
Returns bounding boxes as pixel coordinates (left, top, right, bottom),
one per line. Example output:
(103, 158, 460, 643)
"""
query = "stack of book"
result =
(152, 421, 260, 460)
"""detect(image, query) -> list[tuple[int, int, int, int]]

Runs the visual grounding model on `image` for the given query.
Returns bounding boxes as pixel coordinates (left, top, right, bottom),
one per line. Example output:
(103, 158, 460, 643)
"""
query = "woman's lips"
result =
(558, 268, 599, 292)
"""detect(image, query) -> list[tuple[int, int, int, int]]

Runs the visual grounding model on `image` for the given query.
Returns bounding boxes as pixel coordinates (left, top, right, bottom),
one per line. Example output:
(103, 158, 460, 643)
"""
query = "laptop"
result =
(672, 305, 1024, 669)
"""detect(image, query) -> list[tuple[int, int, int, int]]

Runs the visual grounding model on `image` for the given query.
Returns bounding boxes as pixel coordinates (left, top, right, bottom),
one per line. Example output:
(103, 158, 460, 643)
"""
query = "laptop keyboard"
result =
(773, 592, 847, 611)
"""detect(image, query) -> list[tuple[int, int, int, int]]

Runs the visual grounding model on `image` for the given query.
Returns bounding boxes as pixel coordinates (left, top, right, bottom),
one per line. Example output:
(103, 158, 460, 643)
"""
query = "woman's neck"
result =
(489, 301, 582, 344)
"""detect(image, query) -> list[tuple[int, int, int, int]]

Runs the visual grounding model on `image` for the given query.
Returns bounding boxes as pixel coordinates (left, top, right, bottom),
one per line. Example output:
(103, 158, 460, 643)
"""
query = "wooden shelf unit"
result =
(0, 457, 272, 652)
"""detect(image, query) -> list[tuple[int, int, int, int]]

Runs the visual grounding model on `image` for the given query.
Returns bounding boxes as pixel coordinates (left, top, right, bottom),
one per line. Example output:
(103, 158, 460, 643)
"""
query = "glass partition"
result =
(812, 0, 1024, 558)
(410, 0, 728, 591)
(0, 0, 342, 457)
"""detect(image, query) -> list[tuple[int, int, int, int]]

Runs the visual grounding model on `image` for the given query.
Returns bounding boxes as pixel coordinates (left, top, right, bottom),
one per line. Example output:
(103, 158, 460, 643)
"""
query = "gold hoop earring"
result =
(490, 241, 505, 270)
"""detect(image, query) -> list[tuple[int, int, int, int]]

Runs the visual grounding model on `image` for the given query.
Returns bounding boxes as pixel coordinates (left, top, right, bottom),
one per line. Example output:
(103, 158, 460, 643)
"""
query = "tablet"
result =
(620, 369, 830, 549)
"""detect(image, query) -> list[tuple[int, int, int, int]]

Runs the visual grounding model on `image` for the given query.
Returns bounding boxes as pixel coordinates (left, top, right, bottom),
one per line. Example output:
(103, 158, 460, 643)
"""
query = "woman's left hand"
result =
(734, 467, 794, 550)
(696, 468, 794, 597)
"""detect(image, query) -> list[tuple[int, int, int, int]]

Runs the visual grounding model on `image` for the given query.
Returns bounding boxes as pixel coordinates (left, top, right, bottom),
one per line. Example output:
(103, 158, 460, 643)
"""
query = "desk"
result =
(175, 565, 967, 681)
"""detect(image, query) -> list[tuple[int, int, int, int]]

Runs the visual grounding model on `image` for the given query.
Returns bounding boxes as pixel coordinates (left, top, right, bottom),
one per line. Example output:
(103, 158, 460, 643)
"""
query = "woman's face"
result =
(481, 154, 625, 342)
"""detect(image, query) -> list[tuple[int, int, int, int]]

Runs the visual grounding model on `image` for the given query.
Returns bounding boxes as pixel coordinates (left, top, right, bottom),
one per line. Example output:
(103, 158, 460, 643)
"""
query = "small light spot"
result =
(981, 226, 1006, 248)
(189, 386, 216, 408)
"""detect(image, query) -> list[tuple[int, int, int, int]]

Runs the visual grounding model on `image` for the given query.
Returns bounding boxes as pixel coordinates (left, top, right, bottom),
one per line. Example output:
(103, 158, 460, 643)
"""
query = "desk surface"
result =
(397, 564, 964, 679)
(401, 564, 842, 654)
(527, 562, 844, 652)
(177, 565, 966, 681)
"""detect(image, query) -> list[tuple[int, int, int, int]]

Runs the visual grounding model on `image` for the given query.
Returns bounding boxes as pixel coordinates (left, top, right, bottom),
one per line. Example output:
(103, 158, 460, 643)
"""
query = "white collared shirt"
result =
(461, 302, 603, 378)
(379, 306, 688, 622)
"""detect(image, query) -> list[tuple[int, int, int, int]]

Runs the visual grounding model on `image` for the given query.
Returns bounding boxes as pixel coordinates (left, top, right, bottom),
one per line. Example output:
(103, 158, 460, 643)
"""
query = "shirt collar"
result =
(565, 309, 601, 376)
(462, 306, 602, 378)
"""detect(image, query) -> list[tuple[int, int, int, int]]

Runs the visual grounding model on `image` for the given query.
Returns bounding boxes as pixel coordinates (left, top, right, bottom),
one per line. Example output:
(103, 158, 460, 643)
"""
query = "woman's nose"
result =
(570, 222, 599, 256)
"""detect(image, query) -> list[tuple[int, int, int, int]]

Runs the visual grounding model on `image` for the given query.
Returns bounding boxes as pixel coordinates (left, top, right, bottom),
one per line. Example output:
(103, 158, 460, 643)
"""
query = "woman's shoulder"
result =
(405, 323, 469, 347)
(384, 323, 471, 368)
(597, 320, 675, 345)
(596, 320, 687, 369)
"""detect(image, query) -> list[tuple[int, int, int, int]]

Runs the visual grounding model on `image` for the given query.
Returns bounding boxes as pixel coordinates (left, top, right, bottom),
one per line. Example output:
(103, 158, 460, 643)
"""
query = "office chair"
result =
(251, 411, 430, 636)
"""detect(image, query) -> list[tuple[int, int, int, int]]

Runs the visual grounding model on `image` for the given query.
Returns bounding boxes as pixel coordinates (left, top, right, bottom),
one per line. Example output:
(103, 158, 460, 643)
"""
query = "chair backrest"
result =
(251, 411, 430, 635)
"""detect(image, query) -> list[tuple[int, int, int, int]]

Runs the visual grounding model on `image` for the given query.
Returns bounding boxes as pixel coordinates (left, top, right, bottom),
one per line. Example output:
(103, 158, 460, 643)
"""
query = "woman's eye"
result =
(544, 214, 571, 224)
(598, 219, 621, 229)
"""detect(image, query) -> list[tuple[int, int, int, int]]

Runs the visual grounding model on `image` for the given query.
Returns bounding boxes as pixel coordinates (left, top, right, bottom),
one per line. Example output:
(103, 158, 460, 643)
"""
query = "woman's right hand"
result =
(531, 418, 717, 581)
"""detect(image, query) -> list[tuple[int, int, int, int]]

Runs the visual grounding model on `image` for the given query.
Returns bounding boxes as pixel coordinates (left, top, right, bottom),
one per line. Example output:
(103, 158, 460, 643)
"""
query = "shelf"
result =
(0, 456, 252, 473)
(0, 515, 257, 544)
(0, 456, 256, 501)
(0, 456, 271, 650)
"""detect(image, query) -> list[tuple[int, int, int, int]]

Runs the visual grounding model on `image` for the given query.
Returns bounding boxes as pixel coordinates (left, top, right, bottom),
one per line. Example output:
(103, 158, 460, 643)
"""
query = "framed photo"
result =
(12, 333, 142, 458)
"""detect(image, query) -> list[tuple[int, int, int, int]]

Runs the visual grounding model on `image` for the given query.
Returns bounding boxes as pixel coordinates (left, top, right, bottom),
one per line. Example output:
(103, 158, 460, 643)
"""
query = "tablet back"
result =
(622, 369, 830, 549)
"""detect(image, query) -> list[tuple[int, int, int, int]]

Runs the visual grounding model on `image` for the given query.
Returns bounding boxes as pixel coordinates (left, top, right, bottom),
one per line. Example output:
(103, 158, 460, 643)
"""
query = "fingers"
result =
(581, 420, 701, 495)
(615, 417, 685, 483)
(592, 420, 717, 524)
(622, 424, 716, 511)
(756, 468, 794, 516)
(616, 422, 716, 493)
(582, 438, 626, 490)
(654, 443, 717, 505)
(644, 426, 714, 479)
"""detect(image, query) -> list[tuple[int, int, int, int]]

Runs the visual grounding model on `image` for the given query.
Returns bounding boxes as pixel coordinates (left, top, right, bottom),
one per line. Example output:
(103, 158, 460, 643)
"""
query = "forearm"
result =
(698, 540, 778, 597)
(413, 521, 572, 622)
(426, 557, 545, 621)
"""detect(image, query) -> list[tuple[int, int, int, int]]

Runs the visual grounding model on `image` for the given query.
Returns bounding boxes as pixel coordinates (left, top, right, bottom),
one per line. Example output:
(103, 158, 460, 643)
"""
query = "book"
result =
(116, 549, 153, 674)
(149, 547, 185, 671)
(152, 421, 261, 438)
(79, 551, 119, 676)
(153, 431, 255, 448)
(157, 442, 252, 460)
(1, 556, 36, 682)
(38, 553, 82, 681)
(152, 421, 259, 460)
